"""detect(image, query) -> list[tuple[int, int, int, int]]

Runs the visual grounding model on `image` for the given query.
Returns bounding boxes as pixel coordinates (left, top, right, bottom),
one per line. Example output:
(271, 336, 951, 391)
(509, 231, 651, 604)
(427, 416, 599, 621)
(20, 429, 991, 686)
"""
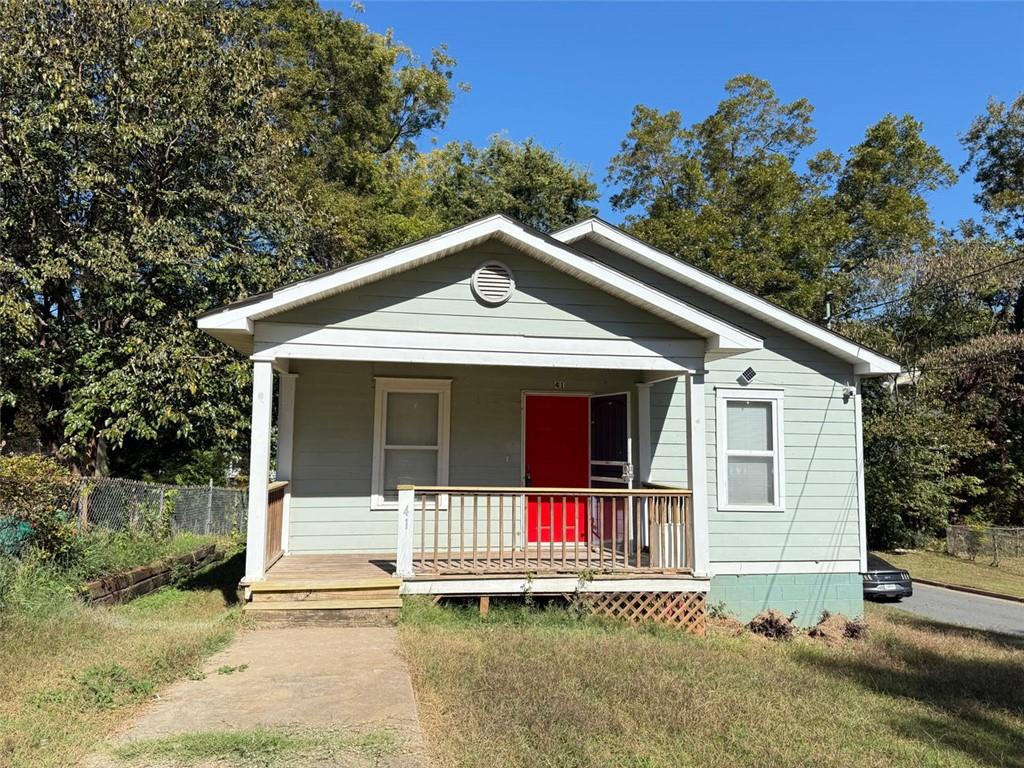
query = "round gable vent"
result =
(470, 260, 515, 305)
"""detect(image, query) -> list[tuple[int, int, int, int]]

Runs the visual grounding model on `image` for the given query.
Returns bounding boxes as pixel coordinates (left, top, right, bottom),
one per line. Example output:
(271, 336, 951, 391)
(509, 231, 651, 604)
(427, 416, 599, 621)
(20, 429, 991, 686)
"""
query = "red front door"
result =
(524, 394, 589, 543)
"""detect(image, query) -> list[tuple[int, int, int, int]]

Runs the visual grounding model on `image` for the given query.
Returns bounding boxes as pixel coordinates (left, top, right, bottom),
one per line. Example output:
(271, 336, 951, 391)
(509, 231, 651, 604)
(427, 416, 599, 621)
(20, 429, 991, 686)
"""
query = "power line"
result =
(835, 254, 1024, 319)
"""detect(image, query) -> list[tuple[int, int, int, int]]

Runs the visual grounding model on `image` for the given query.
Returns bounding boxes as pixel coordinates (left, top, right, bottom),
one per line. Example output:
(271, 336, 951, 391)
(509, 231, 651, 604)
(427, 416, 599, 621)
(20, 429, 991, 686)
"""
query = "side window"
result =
(716, 389, 784, 511)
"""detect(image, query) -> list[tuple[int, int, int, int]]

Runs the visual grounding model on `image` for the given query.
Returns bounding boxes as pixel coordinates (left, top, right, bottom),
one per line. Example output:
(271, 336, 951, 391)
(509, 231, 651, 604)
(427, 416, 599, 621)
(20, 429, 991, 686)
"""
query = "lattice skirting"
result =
(582, 591, 706, 636)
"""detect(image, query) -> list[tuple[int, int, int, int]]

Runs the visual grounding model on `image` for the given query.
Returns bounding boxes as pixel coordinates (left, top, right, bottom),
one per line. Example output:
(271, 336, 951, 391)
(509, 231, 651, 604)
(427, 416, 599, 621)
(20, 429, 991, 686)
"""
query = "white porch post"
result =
(686, 372, 710, 577)
(396, 485, 415, 578)
(244, 360, 274, 582)
(276, 372, 297, 555)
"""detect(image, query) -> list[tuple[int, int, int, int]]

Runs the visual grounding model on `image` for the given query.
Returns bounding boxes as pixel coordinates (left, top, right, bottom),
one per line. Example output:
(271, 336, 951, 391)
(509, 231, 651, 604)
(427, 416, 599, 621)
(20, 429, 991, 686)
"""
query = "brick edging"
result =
(912, 577, 1024, 604)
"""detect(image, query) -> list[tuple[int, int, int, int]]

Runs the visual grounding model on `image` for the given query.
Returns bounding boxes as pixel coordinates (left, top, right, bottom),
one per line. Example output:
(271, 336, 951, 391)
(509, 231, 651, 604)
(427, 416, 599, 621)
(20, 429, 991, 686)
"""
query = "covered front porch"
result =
(243, 358, 710, 592)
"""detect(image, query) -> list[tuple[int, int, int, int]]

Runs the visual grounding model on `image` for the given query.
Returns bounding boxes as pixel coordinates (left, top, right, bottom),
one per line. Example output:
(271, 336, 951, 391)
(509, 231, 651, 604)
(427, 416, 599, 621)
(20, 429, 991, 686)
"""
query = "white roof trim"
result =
(199, 215, 762, 355)
(553, 219, 900, 376)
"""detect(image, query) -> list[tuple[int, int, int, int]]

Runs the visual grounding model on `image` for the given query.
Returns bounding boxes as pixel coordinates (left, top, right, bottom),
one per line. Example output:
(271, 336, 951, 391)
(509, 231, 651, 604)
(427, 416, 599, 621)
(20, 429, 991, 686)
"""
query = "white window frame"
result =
(371, 377, 451, 510)
(716, 387, 785, 512)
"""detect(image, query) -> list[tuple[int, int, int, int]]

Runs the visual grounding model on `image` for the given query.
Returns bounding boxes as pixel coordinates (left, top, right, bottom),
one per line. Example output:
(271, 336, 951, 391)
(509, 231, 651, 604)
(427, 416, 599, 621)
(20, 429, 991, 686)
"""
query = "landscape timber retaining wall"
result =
(82, 543, 222, 605)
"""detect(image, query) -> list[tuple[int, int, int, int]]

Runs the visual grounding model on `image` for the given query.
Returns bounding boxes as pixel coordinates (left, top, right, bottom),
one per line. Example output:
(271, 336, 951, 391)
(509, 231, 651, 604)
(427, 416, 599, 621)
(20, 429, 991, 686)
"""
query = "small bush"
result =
(809, 611, 870, 643)
(747, 609, 797, 640)
(0, 454, 80, 560)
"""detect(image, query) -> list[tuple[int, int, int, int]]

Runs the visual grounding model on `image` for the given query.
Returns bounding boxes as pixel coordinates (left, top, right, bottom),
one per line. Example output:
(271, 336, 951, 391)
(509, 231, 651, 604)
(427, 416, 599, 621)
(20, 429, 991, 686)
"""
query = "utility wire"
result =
(834, 254, 1024, 319)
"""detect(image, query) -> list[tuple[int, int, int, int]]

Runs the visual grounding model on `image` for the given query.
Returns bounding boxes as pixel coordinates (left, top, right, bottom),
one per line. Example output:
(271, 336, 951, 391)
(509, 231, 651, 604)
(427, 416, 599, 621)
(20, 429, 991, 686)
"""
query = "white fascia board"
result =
(198, 215, 762, 355)
(554, 220, 901, 376)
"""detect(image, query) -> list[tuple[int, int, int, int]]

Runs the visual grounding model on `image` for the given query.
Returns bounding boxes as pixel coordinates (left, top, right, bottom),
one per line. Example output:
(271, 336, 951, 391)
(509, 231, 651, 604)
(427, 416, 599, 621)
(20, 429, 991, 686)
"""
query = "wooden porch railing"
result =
(395, 485, 692, 577)
(265, 481, 287, 568)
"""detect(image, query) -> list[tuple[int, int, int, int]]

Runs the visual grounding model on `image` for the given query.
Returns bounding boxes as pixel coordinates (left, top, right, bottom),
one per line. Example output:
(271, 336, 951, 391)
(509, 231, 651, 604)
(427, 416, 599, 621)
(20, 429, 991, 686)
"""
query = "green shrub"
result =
(0, 454, 80, 560)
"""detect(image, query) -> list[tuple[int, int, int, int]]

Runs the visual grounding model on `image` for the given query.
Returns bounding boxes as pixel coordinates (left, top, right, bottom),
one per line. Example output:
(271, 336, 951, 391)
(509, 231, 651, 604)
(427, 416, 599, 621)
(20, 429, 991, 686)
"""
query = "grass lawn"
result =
(874, 549, 1024, 599)
(399, 599, 1024, 768)
(0, 548, 244, 768)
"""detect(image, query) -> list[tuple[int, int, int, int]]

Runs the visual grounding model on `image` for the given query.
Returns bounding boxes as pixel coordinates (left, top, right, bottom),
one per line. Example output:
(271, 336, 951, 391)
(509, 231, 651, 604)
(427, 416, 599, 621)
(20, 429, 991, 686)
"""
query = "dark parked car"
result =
(863, 568, 913, 600)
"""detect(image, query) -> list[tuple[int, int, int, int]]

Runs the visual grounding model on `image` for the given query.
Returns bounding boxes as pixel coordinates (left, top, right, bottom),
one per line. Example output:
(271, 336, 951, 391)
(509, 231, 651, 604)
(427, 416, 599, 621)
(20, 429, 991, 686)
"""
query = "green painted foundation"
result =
(709, 573, 864, 627)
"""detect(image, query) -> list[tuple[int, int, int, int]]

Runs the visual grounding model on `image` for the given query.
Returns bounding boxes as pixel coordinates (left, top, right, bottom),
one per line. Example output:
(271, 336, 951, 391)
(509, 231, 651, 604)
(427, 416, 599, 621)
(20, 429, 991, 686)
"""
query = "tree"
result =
(253, 0, 460, 267)
(962, 92, 1024, 328)
(834, 114, 956, 306)
(422, 136, 598, 232)
(607, 76, 847, 318)
(0, 0, 303, 475)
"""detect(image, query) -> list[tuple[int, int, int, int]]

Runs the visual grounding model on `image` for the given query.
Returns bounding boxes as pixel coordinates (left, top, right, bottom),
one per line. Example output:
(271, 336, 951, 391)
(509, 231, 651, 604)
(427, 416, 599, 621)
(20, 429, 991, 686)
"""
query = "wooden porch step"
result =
(250, 577, 400, 593)
(251, 587, 401, 603)
(244, 597, 403, 611)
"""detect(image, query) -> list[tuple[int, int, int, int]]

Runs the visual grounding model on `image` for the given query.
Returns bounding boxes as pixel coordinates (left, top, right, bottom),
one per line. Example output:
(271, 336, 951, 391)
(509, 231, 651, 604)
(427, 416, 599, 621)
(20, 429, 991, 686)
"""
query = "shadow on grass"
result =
(797, 609, 1024, 768)
(177, 549, 245, 606)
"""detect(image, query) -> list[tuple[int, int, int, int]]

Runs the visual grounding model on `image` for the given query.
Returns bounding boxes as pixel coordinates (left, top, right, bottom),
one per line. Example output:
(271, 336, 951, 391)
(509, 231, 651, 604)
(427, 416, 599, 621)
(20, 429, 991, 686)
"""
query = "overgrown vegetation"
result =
(113, 726, 397, 768)
(399, 598, 1024, 768)
(0, 455, 223, 616)
(0, 551, 244, 768)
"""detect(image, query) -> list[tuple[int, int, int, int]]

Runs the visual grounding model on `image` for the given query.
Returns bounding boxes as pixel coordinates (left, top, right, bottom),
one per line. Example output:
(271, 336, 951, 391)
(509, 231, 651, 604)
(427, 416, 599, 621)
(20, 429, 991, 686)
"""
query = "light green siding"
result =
(648, 378, 689, 487)
(287, 361, 644, 554)
(573, 239, 862, 567)
(270, 242, 690, 342)
(709, 573, 864, 626)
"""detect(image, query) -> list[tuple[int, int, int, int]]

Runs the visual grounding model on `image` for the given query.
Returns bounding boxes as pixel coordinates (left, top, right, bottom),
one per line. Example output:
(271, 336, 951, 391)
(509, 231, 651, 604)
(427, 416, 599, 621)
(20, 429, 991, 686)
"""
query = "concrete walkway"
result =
(89, 626, 429, 767)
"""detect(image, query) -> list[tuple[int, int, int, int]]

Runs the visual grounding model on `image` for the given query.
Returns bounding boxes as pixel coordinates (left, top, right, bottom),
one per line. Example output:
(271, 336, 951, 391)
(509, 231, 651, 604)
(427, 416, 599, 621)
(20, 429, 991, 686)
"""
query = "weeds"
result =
(113, 727, 397, 767)
(399, 599, 1024, 768)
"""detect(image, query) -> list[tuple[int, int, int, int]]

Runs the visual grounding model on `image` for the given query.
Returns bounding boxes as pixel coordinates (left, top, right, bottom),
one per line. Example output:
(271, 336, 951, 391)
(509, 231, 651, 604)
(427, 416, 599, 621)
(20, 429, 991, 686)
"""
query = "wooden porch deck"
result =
(264, 553, 397, 583)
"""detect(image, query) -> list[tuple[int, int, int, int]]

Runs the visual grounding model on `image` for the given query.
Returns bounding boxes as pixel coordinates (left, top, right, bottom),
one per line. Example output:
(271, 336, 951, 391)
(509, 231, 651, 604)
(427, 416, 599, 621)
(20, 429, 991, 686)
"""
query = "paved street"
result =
(877, 582, 1024, 637)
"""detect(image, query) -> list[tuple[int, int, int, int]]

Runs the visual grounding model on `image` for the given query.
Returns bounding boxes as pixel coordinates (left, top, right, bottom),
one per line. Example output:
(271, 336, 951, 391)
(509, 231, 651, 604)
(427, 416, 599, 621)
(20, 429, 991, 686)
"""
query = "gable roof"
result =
(198, 214, 763, 356)
(552, 218, 901, 376)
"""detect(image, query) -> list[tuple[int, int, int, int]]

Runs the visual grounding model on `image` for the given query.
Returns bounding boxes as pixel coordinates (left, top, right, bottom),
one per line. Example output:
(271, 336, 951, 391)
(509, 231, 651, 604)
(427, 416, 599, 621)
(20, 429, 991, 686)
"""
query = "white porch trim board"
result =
(400, 576, 711, 595)
(687, 373, 710, 577)
(711, 560, 862, 575)
(276, 372, 298, 555)
(251, 325, 703, 373)
(244, 360, 274, 582)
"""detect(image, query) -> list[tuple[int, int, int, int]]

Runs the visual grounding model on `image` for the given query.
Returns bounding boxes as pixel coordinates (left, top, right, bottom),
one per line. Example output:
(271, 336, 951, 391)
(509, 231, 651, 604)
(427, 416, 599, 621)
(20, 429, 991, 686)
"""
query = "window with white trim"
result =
(371, 378, 450, 508)
(716, 388, 785, 511)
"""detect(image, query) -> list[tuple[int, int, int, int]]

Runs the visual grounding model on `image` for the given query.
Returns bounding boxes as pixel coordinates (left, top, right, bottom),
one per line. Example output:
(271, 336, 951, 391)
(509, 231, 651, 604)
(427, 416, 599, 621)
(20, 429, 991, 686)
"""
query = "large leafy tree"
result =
(607, 76, 847, 318)
(0, 0, 303, 475)
(254, 0, 460, 267)
(962, 92, 1024, 327)
(422, 136, 598, 232)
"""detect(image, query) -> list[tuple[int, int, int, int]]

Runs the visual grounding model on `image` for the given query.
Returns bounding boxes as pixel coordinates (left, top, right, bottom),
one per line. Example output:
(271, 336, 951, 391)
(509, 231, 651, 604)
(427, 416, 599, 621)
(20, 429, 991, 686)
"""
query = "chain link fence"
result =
(947, 525, 1024, 564)
(79, 477, 248, 536)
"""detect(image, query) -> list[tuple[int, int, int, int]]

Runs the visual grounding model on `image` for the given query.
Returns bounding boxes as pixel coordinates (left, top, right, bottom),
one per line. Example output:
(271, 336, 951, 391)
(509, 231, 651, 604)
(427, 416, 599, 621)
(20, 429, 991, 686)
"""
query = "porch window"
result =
(716, 388, 785, 511)
(371, 378, 451, 508)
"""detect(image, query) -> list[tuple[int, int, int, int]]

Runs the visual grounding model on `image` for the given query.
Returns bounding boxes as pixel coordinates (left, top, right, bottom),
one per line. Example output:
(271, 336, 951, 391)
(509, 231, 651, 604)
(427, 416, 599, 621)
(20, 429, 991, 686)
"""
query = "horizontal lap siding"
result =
(287, 361, 642, 554)
(648, 379, 689, 487)
(575, 240, 862, 566)
(271, 243, 690, 348)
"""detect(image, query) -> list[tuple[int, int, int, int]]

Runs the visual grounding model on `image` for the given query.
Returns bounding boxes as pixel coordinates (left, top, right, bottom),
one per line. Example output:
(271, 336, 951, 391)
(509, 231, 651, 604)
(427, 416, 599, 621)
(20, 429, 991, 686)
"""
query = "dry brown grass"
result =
(0, 552, 244, 768)
(399, 599, 1024, 768)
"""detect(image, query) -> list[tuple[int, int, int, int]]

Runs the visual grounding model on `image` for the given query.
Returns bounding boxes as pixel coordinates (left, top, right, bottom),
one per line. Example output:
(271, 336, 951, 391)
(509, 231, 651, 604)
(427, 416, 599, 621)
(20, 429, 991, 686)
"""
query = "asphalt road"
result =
(875, 582, 1024, 637)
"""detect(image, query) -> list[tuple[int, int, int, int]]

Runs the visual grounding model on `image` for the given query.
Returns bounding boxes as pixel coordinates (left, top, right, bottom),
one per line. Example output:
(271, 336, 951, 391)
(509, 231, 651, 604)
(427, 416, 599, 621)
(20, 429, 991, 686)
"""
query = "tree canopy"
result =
(1, 0, 1023, 545)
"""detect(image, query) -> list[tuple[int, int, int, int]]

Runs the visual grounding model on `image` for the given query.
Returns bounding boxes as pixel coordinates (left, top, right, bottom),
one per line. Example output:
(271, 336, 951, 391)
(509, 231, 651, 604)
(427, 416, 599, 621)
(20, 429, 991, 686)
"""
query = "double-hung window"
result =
(716, 388, 785, 511)
(371, 378, 451, 508)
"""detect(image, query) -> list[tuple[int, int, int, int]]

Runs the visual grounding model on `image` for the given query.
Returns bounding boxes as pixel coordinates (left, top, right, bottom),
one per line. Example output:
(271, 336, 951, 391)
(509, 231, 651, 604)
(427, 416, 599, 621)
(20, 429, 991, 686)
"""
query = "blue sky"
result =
(329, 1, 1023, 228)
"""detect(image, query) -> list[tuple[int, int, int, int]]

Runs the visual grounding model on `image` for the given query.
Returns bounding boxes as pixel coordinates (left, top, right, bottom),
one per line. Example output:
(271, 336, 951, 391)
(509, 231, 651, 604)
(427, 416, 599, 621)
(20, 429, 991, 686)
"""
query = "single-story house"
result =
(197, 214, 899, 631)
